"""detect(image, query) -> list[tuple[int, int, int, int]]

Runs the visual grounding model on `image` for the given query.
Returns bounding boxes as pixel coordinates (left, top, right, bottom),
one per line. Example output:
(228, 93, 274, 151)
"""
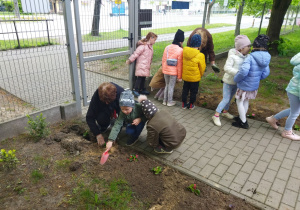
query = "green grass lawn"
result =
(0, 38, 58, 51)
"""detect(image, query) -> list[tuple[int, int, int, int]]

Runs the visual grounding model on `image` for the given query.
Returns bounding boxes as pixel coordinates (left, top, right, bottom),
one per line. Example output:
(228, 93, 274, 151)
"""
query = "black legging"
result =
(134, 76, 146, 91)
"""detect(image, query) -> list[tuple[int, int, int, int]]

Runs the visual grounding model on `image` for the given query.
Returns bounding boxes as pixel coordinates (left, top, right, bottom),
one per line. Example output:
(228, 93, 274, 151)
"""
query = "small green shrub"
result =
(272, 37, 292, 56)
(31, 169, 44, 183)
(26, 113, 50, 141)
(0, 149, 19, 170)
(152, 166, 162, 175)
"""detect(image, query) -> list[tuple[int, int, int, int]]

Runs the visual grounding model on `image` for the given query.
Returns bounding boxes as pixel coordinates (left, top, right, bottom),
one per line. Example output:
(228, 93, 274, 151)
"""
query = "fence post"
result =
(284, 6, 291, 33)
(46, 20, 50, 45)
(258, 2, 266, 35)
(62, 0, 82, 116)
(202, 0, 209, 28)
(292, 5, 299, 31)
(13, 21, 20, 48)
(72, 0, 88, 106)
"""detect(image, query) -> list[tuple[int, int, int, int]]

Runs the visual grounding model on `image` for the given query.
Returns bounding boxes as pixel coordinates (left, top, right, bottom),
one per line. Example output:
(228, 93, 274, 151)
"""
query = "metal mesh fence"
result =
(0, 0, 299, 123)
(0, 0, 72, 122)
(77, 0, 131, 104)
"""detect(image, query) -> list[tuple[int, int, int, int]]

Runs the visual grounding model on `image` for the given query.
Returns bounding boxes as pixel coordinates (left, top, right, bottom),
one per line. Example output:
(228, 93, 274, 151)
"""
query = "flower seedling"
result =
(187, 184, 200, 196)
(247, 113, 255, 119)
(127, 154, 138, 162)
(152, 166, 162, 175)
(0, 149, 19, 170)
(294, 124, 300, 131)
(202, 102, 207, 107)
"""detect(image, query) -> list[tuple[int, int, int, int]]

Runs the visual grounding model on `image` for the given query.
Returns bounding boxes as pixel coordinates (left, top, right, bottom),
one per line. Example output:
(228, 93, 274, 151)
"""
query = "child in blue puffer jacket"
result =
(266, 52, 300, 141)
(232, 34, 271, 129)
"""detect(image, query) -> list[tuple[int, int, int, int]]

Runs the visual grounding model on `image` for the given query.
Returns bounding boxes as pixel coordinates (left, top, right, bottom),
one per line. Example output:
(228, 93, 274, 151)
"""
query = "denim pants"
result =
(216, 83, 237, 113)
(126, 121, 145, 138)
(274, 92, 300, 130)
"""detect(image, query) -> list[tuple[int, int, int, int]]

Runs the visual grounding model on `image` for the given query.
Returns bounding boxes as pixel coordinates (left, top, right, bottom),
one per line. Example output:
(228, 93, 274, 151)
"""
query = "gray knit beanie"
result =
(119, 89, 135, 107)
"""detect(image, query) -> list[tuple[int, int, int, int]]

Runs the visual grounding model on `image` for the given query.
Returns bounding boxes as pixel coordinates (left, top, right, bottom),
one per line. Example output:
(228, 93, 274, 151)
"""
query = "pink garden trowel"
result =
(100, 149, 110, 165)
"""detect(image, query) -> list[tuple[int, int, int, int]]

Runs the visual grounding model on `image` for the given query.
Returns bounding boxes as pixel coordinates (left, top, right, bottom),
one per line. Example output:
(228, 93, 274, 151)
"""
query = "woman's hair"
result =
(98, 82, 117, 104)
(140, 32, 157, 43)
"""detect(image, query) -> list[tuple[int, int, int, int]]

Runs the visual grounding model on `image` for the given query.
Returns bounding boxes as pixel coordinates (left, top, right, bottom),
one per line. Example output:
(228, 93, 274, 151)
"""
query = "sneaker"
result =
(158, 97, 164, 101)
(189, 103, 195, 110)
(182, 102, 188, 109)
(162, 101, 167, 106)
(132, 90, 140, 97)
(154, 146, 173, 154)
(212, 115, 221, 126)
(233, 116, 240, 122)
(212, 64, 220, 73)
(232, 120, 249, 129)
(281, 130, 300, 141)
(222, 112, 234, 119)
(266, 115, 278, 130)
(167, 101, 176, 107)
(140, 90, 150, 95)
(126, 136, 139, 146)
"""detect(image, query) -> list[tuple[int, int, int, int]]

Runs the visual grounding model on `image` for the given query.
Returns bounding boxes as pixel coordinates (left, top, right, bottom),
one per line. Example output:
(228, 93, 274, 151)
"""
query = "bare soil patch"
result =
(0, 119, 259, 210)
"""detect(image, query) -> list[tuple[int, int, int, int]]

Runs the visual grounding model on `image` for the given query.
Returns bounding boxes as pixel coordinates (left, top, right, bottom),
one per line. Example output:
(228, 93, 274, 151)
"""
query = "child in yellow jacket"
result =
(181, 34, 206, 109)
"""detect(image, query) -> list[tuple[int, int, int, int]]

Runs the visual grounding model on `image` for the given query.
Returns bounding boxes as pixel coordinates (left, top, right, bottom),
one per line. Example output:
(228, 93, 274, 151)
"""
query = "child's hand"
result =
(177, 79, 182, 82)
(126, 60, 131, 65)
(132, 118, 141, 125)
(106, 141, 113, 151)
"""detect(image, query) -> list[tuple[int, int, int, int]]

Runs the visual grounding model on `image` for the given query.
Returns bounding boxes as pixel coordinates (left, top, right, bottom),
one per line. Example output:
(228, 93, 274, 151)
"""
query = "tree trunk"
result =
(266, 0, 292, 55)
(234, 0, 245, 36)
(91, 0, 102, 36)
(206, 0, 215, 25)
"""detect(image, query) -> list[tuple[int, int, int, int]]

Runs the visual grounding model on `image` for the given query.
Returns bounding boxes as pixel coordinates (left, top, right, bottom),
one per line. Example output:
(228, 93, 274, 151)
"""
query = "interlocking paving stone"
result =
(131, 99, 299, 210)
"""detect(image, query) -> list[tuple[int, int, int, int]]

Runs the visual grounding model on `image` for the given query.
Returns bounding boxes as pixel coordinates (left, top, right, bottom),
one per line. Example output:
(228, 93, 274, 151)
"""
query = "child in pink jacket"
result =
(161, 29, 184, 106)
(126, 32, 158, 97)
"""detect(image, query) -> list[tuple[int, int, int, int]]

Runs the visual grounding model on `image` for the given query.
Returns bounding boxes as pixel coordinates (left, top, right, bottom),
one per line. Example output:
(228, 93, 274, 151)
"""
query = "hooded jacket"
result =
(146, 110, 186, 149)
(162, 44, 183, 79)
(223, 48, 248, 85)
(234, 51, 271, 91)
(128, 42, 153, 77)
(182, 47, 206, 82)
(286, 52, 300, 98)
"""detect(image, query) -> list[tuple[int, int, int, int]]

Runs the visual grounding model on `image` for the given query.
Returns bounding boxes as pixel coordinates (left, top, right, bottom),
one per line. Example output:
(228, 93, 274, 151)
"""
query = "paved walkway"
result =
(126, 96, 300, 210)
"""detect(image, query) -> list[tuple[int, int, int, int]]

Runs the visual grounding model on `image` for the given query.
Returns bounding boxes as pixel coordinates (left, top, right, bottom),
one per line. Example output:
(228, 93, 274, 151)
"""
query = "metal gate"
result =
(65, 0, 139, 107)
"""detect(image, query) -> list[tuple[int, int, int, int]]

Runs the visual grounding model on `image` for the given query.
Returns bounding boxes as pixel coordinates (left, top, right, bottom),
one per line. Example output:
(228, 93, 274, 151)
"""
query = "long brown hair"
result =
(140, 32, 157, 43)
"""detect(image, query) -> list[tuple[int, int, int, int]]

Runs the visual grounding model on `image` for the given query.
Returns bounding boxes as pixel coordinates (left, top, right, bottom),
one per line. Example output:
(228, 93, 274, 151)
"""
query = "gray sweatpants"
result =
(164, 74, 177, 102)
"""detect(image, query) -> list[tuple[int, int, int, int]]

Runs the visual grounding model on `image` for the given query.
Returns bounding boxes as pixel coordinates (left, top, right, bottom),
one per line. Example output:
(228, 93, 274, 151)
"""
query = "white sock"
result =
(236, 99, 246, 123)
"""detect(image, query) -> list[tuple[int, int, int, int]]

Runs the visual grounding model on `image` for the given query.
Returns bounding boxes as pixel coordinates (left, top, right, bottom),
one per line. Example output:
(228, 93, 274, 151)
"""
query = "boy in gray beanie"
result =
(106, 89, 147, 150)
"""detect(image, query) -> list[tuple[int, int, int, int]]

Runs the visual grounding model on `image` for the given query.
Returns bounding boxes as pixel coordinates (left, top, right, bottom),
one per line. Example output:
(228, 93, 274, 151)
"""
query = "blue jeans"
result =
(126, 121, 145, 138)
(274, 92, 300, 130)
(216, 83, 237, 113)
